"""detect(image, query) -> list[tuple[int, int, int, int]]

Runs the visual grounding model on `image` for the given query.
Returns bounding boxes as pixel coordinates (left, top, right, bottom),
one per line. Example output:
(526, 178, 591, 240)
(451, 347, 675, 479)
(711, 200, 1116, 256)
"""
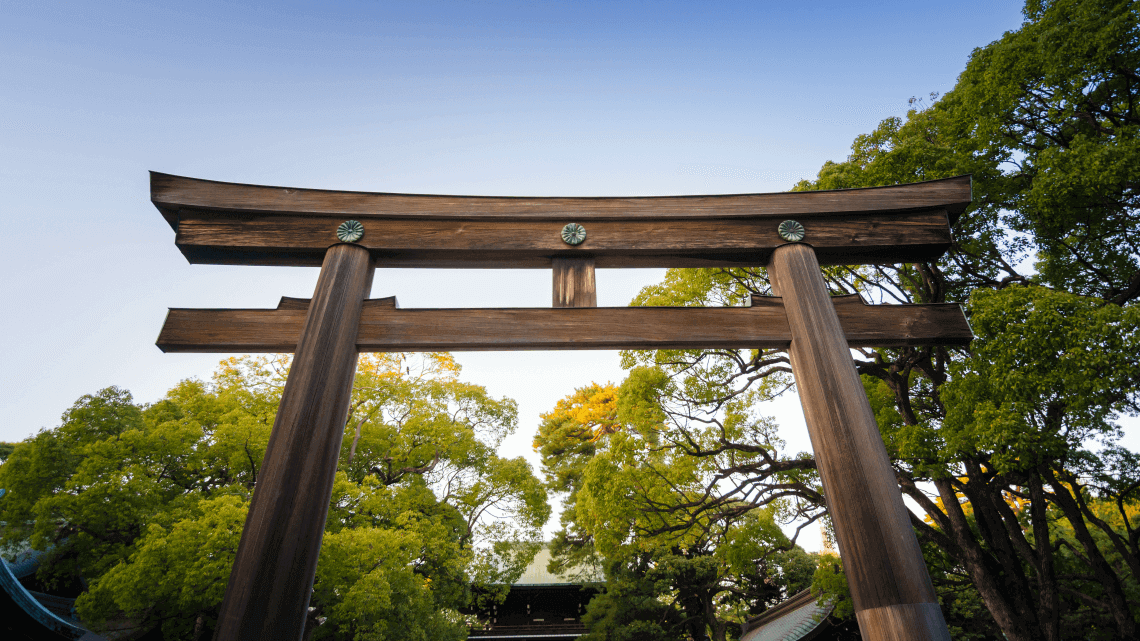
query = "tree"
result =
(0, 353, 549, 640)
(954, 0, 1140, 305)
(535, 378, 822, 641)
(533, 382, 620, 575)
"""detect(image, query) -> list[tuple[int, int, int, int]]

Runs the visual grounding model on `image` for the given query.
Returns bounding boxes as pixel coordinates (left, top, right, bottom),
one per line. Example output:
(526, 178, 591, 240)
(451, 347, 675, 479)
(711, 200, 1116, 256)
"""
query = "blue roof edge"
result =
(1, 552, 104, 640)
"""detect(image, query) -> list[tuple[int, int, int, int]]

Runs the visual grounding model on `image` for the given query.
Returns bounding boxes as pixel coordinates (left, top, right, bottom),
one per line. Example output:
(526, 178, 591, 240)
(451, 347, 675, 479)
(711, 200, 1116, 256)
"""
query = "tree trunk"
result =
(1028, 470, 1060, 641)
(932, 477, 1043, 641)
(1047, 476, 1138, 639)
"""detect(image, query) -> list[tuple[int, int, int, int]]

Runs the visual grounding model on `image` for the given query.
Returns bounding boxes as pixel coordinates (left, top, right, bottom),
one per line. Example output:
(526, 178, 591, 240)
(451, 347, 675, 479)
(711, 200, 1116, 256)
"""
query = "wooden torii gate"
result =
(151, 172, 973, 641)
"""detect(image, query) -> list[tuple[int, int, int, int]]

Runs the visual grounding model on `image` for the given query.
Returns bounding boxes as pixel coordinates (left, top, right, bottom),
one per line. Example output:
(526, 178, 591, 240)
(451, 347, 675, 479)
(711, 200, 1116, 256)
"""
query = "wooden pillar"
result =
(767, 243, 950, 641)
(214, 243, 373, 641)
(553, 257, 596, 307)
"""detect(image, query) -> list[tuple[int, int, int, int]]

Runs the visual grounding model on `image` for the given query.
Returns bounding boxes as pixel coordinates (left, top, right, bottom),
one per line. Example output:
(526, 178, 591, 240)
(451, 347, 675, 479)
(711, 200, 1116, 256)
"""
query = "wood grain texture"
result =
(767, 243, 950, 641)
(152, 172, 971, 224)
(213, 244, 373, 641)
(553, 257, 597, 307)
(170, 209, 952, 268)
(855, 603, 952, 641)
(156, 296, 972, 353)
(152, 172, 969, 268)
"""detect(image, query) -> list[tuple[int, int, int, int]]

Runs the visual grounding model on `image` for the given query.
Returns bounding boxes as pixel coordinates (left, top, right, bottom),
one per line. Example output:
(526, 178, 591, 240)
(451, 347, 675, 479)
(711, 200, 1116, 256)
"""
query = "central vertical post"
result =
(552, 256, 596, 307)
(767, 243, 950, 641)
(214, 243, 373, 641)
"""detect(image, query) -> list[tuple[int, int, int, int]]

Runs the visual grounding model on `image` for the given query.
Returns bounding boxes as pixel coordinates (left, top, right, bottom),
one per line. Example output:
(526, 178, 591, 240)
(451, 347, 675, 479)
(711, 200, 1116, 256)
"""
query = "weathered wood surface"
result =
(856, 603, 954, 641)
(153, 172, 971, 222)
(553, 256, 597, 307)
(767, 243, 950, 641)
(156, 294, 972, 353)
(171, 209, 952, 268)
(152, 172, 970, 267)
(213, 244, 373, 641)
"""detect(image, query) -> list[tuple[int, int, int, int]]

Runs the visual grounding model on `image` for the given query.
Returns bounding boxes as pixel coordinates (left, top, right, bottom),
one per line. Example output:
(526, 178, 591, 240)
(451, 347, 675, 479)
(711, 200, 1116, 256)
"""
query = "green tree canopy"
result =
(535, 376, 822, 641)
(0, 353, 549, 641)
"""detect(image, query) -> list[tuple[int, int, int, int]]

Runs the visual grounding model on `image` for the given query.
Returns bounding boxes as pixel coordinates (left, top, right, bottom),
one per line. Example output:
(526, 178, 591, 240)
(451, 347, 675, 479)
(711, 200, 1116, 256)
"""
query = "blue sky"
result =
(1, 1, 1029, 538)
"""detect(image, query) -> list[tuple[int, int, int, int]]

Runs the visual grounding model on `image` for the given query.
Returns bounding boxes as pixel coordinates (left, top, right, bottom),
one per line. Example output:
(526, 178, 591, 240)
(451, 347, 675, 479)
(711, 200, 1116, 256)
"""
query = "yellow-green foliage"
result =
(0, 353, 549, 641)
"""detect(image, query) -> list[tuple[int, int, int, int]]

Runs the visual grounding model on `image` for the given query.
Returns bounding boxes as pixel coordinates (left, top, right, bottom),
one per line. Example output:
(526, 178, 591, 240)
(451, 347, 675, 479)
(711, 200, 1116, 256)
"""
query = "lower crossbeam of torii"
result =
(151, 172, 973, 641)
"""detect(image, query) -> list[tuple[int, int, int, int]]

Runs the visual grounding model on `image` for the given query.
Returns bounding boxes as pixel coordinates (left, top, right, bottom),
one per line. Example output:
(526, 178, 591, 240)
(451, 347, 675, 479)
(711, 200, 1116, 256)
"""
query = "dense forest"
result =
(2, 0, 1137, 639)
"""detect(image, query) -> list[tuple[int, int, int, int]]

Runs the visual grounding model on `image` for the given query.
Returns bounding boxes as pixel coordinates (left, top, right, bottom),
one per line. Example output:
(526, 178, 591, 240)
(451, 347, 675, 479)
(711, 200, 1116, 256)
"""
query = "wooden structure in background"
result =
(740, 588, 840, 641)
(151, 172, 971, 641)
(466, 546, 600, 641)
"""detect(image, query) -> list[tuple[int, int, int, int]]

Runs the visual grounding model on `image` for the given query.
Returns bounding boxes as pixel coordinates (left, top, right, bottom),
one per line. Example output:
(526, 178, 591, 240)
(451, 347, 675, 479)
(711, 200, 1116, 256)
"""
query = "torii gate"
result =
(151, 172, 973, 641)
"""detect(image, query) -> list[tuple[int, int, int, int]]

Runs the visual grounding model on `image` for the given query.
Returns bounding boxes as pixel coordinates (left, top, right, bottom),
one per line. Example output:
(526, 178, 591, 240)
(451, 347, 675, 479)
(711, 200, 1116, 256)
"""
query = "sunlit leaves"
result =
(76, 494, 248, 640)
(0, 352, 548, 640)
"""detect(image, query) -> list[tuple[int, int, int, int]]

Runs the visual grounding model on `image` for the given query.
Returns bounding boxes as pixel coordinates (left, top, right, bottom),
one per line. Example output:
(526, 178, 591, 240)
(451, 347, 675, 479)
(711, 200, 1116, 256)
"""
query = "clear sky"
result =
(2, 1, 1030, 544)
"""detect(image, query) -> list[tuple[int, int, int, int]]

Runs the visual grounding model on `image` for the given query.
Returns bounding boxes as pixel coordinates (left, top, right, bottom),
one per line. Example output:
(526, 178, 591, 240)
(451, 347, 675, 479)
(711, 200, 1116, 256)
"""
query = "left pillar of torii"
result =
(212, 243, 374, 640)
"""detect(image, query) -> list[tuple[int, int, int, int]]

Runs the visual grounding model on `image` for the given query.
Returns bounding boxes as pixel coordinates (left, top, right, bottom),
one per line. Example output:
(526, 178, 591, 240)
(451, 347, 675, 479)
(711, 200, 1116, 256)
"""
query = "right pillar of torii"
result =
(769, 243, 948, 640)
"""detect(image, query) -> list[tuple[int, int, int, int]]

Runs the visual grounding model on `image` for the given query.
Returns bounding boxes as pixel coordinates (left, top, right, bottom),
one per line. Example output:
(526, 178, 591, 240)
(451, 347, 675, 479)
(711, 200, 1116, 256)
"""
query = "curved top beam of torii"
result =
(151, 172, 971, 268)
